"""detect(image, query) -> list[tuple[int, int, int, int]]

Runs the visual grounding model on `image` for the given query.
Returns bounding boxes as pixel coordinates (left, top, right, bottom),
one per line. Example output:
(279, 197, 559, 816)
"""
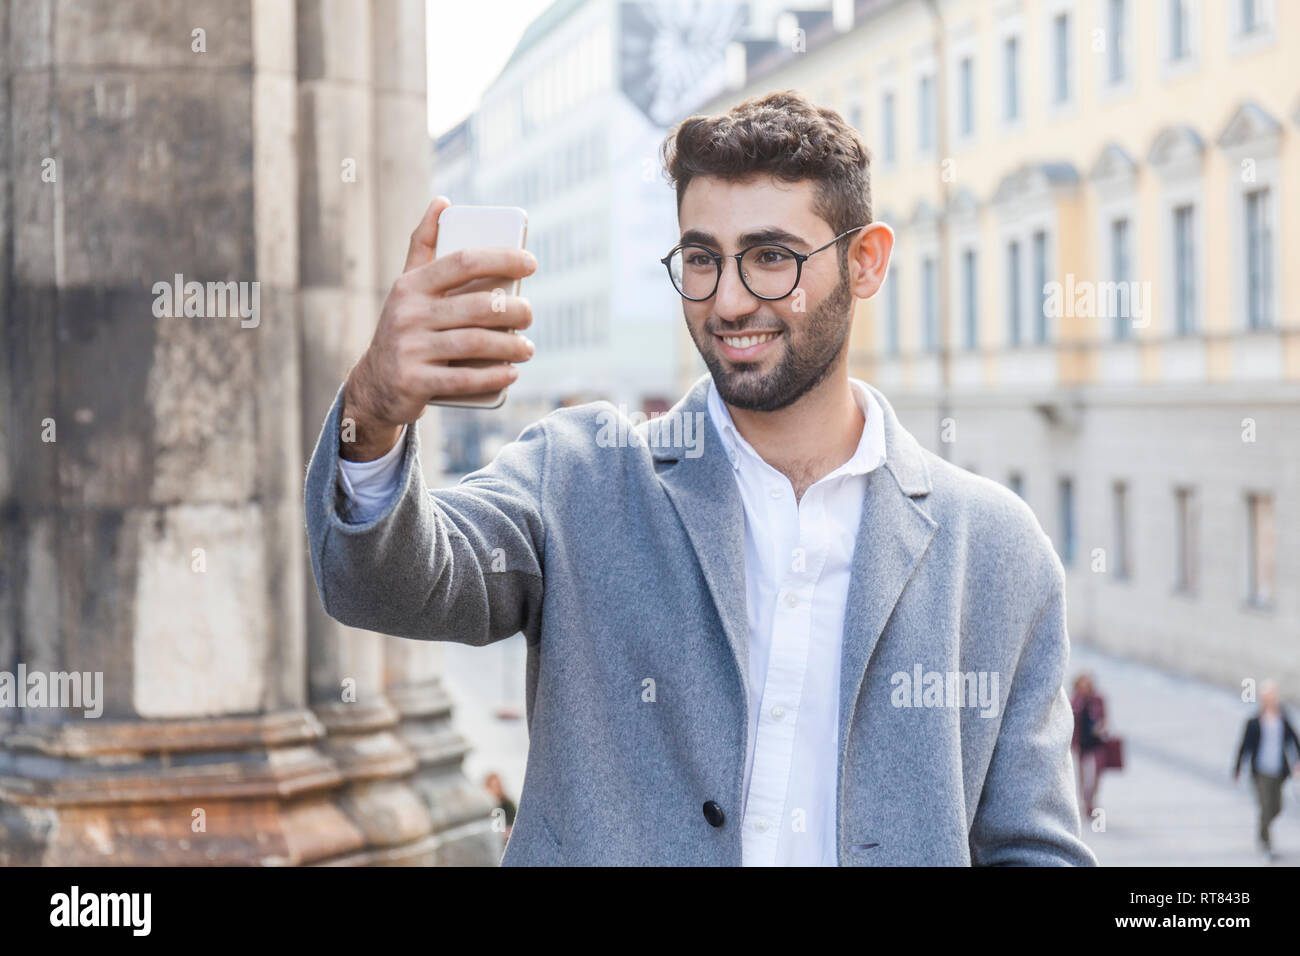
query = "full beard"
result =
(691, 275, 854, 413)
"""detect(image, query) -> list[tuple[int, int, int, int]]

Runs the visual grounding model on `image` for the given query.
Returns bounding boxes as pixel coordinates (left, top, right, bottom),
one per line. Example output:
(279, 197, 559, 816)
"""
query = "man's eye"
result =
(755, 248, 791, 265)
(686, 254, 714, 267)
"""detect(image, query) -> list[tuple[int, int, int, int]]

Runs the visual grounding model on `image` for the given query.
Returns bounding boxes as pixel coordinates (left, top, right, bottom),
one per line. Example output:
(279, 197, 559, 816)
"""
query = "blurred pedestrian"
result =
(1071, 673, 1107, 820)
(1233, 680, 1300, 859)
(485, 771, 517, 843)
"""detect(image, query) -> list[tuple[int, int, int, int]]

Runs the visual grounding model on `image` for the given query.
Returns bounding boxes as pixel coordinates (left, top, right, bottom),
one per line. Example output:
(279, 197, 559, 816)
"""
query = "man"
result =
(305, 90, 1096, 866)
(1233, 680, 1300, 859)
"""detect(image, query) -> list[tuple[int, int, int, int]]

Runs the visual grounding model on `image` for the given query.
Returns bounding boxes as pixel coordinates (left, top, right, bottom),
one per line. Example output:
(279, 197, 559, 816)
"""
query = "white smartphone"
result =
(428, 204, 529, 409)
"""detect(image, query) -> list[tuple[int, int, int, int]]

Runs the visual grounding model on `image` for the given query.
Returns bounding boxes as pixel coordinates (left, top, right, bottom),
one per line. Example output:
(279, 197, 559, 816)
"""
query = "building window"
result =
(1112, 481, 1130, 579)
(1032, 229, 1049, 343)
(962, 248, 978, 349)
(1111, 217, 1131, 339)
(1003, 35, 1020, 122)
(1245, 493, 1275, 607)
(958, 56, 974, 137)
(921, 256, 937, 350)
(1108, 0, 1127, 83)
(918, 74, 935, 152)
(1008, 472, 1025, 499)
(1058, 477, 1076, 567)
(1173, 203, 1196, 333)
(1169, 0, 1191, 61)
(886, 265, 901, 356)
(1052, 12, 1071, 104)
(1007, 240, 1021, 346)
(1241, 0, 1260, 32)
(1174, 486, 1197, 594)
(882, 91, 896, 164)
(1244, 187, 1274, 329)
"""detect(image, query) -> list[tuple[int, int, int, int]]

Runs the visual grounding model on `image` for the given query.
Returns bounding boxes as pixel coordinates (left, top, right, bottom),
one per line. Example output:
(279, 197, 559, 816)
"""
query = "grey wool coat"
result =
(304, 373, 1098, 867)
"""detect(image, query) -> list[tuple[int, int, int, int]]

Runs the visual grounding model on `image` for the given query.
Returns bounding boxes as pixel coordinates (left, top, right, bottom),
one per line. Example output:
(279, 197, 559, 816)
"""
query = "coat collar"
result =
(640, 374, 939, 764)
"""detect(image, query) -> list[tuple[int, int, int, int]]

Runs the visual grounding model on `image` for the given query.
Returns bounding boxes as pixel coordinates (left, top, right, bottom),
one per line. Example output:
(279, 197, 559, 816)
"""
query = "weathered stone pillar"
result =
(0, 0, 354, 865)
(0, 0, 495, 866)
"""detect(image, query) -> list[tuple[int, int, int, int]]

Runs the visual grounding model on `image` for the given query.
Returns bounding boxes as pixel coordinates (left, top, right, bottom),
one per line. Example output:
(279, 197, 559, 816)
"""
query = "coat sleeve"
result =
(1233, 722, 1251, 779)
(304, 382, 547, 645)
(968, 562, 1099, 866)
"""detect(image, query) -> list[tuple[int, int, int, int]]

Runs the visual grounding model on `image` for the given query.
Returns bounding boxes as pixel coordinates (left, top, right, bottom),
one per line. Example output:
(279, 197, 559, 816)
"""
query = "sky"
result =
(426, 0, 557, 138)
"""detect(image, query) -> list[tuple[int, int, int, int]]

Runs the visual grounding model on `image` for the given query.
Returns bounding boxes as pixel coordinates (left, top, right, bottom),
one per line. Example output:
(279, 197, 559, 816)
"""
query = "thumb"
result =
(403, 195, 452, 273)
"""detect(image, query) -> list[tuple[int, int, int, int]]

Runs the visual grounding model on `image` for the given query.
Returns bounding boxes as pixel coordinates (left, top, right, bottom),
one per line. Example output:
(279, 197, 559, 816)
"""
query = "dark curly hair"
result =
(659, 90, 872, 257)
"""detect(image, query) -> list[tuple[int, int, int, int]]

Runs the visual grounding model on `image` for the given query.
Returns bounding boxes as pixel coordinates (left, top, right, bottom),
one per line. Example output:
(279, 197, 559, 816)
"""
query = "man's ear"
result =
(849, 222, 894, 300)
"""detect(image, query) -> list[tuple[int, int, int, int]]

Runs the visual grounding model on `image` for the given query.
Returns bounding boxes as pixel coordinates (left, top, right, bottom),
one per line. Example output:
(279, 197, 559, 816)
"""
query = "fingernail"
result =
(508, 365, 520, 380)
(524, 250, 538, 267)
(521, 335, 535, 354)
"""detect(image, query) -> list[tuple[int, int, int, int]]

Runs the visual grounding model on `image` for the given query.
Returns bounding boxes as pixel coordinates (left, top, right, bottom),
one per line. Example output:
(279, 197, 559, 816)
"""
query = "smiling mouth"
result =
(718, 331, 780, 349)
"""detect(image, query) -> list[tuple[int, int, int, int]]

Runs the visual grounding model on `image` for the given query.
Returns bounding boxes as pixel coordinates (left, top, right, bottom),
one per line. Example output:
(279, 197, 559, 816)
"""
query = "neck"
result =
(723, 357, 863, 501)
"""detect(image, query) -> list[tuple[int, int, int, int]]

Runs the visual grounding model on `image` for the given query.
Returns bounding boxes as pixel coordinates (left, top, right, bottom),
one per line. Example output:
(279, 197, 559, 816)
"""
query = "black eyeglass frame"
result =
(659, 225, 867, 301)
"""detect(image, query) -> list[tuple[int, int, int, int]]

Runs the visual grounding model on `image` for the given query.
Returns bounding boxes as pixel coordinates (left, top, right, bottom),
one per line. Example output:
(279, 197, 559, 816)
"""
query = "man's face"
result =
(676, 175, 854, 412)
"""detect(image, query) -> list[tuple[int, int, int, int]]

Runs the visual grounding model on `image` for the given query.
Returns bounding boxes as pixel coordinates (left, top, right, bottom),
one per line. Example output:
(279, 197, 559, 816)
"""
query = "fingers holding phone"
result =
(340, 202, 535, 461)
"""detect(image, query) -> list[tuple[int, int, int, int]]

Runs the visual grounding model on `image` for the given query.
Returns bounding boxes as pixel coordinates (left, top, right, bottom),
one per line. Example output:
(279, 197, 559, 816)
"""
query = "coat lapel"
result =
(642, 375, 751, 716)
(837, 382, 938, 766)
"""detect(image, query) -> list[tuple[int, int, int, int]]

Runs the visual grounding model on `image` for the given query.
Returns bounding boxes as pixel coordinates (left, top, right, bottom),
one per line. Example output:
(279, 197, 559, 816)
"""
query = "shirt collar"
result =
(705, 377, 888, 478)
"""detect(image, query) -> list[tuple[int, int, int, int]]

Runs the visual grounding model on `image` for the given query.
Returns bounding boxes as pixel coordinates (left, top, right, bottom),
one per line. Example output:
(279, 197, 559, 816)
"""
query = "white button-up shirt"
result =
(706, 377, 887, 866)
(338, 377, 888, 866)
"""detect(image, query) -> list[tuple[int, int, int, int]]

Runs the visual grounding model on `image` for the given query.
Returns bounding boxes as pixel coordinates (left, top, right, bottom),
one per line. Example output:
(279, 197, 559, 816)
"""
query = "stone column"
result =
(0, 0, 354, 865)
(0, 0, 495, 866)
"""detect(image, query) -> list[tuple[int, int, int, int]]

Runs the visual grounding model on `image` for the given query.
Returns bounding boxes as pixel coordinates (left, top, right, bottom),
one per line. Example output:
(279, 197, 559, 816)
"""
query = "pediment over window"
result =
(1146, 124, 1204, 169)
(1088, 142, 1138, 185)
(909, 199, 938, 229)
(992, 162, 1080, 206)
(1216, 100, 1282, 155)
(946, 188, 980, 222)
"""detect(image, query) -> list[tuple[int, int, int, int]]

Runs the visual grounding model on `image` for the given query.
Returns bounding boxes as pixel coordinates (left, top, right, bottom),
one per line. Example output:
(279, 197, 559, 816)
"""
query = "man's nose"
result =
(713, 256, 757, 320)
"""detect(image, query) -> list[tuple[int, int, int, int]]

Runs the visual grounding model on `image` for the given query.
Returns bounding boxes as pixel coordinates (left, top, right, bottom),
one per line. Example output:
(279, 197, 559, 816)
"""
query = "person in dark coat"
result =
(1234, 680, 1300, 859)
(1071, 673, 1107, 820)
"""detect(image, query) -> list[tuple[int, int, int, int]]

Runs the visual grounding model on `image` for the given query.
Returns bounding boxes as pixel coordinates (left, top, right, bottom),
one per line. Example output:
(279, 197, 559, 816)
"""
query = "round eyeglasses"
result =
(660, 226, 866, 301)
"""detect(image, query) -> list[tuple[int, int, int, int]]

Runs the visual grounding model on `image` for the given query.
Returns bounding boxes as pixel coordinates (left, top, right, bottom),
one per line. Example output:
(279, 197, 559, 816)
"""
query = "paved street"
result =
(441, 634, 1300, 866)
(1069, 643, 1300, 867)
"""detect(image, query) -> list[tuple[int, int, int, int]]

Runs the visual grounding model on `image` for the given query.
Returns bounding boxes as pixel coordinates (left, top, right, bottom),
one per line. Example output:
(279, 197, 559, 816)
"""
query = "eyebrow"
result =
(679, 226, 812, 251)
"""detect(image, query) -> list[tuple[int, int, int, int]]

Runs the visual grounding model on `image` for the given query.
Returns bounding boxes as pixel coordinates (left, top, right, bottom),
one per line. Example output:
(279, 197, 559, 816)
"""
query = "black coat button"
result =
(702, 801, 725, 827)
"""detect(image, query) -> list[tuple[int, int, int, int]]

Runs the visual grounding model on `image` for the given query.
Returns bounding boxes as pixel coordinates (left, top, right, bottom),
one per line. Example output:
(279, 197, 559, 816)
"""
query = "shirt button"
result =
(702, 801, 726, 827)
(785, 591, 798, 608)
(771, 705, 785, 720)
(768, 487, 782, 499)
(755, 818, 769, 833)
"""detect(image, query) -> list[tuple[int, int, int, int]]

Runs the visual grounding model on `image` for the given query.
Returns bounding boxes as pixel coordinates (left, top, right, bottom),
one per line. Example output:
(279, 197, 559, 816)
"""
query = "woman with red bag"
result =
(1071, 673, 1109, 820)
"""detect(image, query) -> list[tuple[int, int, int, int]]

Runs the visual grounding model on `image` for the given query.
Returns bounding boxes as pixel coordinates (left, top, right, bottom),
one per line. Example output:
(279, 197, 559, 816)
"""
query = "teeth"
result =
(721, 332, 777, 349)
